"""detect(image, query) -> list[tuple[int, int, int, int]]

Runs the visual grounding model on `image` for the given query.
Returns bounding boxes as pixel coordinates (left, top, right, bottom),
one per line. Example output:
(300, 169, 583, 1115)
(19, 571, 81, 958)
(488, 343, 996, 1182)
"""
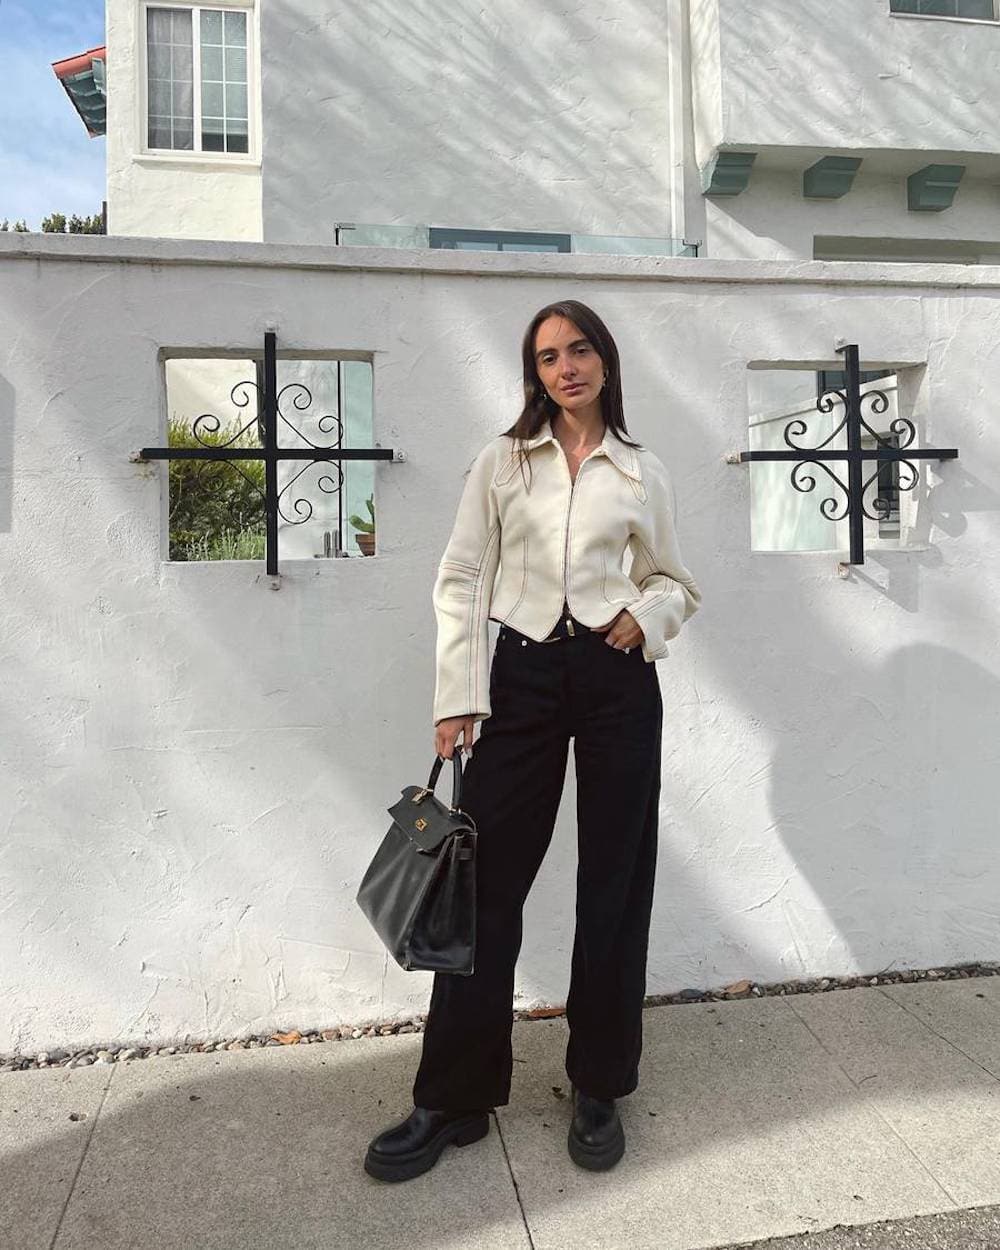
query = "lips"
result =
(562, 384, 585, 393)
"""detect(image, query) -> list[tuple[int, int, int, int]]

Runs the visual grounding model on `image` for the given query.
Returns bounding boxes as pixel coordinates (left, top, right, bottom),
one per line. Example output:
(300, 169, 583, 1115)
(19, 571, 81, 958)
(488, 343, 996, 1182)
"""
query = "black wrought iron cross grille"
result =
(133, 331, 398, 574)
(737, 343, 958, 565)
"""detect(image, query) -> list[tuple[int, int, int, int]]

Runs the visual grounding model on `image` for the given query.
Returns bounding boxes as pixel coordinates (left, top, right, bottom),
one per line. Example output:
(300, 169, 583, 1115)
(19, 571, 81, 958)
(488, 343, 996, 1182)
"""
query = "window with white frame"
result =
(145, 5, 251, 154)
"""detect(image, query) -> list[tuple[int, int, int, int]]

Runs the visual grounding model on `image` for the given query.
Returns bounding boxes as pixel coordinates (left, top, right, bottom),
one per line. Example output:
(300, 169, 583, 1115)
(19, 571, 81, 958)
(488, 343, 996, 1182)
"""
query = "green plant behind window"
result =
(168, 414, 266, 560)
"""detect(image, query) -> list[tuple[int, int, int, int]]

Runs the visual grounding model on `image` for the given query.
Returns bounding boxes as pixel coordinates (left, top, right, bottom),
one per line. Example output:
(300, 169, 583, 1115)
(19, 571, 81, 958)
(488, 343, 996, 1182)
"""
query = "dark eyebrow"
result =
(534, 338, 591, 361)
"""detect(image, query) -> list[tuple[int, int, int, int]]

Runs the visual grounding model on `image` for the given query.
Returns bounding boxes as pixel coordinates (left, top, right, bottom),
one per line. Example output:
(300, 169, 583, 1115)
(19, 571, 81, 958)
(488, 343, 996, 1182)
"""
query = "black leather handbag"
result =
(355, 752, 478, 974)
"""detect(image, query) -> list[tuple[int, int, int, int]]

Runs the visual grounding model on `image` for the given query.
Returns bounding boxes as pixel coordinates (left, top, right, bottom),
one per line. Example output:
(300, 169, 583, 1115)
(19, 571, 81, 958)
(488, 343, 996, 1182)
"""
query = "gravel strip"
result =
(1, 960, 995, 1075)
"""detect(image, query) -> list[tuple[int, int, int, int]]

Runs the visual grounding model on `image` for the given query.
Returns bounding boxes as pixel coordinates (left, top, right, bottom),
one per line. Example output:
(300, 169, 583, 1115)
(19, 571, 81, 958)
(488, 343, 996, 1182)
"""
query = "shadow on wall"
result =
(0, 374, 13, 533)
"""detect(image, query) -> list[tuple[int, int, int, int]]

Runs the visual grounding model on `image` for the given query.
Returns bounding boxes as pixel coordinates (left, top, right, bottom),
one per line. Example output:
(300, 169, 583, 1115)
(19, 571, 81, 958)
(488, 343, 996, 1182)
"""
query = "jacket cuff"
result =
(627, 576, 701, 657)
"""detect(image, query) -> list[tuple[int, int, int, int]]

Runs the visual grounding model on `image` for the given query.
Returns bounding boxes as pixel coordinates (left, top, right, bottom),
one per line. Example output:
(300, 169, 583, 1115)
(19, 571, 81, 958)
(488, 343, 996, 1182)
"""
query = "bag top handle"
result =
(425, 751, 464, 812)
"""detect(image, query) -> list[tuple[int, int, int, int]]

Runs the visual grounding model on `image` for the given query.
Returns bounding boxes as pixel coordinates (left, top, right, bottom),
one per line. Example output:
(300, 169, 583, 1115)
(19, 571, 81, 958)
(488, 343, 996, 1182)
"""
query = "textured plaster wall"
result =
(260, 0, 677, 245)
(700, 169, 1000, 262)
(693, 0, 1000, 164)
(688, 0, 1000, 260)
(106, 0, 263, 240)
(0, 234, 996, 1054)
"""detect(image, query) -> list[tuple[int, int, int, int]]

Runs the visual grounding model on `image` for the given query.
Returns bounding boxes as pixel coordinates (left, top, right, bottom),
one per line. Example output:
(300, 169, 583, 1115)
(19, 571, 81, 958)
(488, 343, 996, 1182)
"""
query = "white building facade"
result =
(104, 0, 1000, 264)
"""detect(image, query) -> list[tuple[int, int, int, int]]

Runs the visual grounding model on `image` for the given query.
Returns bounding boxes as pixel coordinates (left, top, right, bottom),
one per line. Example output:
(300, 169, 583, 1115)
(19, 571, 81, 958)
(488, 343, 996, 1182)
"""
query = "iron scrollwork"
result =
(138, 331, 393, 573)
(739, 343, 958, 565)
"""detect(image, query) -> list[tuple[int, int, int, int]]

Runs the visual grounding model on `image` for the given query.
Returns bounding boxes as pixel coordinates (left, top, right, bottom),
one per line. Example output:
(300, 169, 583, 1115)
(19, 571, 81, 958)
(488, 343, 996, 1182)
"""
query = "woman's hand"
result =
(435, 714, 476, 760)
(590, 609, 643, 650)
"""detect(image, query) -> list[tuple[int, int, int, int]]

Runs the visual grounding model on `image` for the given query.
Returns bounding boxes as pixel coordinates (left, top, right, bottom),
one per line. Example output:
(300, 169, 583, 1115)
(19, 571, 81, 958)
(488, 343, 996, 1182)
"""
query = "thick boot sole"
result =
(364, 1112, 491, 1182)
(567, 1118, 626, 1171)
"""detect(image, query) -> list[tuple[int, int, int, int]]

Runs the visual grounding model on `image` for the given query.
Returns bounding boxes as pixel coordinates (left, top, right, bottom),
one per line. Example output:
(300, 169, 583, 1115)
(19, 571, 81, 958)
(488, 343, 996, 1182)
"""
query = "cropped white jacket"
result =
(432, 417, 702, 725)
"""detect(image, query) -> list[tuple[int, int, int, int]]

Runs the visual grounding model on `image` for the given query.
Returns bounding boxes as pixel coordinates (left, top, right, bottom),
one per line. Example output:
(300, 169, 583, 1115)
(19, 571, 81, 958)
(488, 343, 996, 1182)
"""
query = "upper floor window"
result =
(145, 4, 251, 154)
(889, 0, 997, 18)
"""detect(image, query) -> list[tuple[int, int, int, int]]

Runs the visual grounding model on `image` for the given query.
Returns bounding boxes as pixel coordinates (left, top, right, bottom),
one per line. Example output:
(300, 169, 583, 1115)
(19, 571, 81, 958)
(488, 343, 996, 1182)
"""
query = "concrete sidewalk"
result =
(4, 974, 1000, 1250)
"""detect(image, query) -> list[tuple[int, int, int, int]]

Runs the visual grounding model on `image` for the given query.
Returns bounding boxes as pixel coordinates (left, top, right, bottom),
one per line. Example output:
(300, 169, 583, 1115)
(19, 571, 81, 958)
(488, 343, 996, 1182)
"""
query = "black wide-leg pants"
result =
(412, 613, 663, 1111)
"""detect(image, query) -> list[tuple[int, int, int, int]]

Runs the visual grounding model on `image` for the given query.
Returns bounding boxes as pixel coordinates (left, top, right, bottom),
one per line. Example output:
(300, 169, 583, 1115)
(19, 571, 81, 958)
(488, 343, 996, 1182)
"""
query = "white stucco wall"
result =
(104, 0, 1000, 267)
(0, 233, 995, 1054)
(259, 0, 678, 246)
(106, 0, 263, 240)
(688, 0, 1000, 260)
(692, 0, 1000, 166)
(698, 166, 1000, 264)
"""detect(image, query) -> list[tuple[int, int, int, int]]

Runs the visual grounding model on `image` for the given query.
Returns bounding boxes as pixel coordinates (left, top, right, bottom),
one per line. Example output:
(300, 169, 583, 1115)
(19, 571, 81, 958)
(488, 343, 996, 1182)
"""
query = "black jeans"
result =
(412, 614, 663, 1110)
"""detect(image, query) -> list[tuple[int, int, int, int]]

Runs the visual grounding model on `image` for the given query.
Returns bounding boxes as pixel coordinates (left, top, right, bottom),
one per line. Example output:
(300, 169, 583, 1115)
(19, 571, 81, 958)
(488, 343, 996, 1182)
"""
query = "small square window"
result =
(163, 356, 376, 562)
(747, 366, 910, 554)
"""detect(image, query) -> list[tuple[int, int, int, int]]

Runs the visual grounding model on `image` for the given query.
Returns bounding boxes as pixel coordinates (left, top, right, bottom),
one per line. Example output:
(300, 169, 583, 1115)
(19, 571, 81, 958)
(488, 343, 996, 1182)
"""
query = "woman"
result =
(364, 299, 702, 1183)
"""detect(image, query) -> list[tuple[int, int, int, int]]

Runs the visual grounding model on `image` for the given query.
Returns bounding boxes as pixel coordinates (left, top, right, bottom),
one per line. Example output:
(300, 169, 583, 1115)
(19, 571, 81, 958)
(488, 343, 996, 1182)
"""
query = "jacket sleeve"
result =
(431, 440, 502, 726)
(626, 459, 702, 660)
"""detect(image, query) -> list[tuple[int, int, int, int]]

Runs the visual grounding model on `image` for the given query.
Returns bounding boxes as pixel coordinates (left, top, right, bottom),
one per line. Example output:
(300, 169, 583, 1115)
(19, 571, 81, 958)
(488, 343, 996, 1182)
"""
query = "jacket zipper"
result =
(561, 456, 589, 635)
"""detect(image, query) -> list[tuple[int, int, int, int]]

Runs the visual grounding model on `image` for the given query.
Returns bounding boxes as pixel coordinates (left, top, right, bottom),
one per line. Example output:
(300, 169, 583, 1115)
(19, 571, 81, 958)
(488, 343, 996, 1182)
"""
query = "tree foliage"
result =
(1, 210, 105, 234)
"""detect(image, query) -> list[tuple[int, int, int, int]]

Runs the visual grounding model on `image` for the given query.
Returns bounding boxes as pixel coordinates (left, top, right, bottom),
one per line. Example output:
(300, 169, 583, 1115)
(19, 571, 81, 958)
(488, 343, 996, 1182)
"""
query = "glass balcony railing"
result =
(333, 222, 697, 258)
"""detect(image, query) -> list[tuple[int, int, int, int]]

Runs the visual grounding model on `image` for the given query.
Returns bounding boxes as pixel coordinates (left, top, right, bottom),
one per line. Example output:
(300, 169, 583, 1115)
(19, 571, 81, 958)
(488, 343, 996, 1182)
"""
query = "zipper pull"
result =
(565, 617, 575, 636)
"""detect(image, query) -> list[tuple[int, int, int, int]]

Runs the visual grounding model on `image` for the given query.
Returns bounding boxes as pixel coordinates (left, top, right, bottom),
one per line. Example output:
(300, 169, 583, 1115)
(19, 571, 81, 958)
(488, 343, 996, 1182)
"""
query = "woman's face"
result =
(534, 316, 604, 412)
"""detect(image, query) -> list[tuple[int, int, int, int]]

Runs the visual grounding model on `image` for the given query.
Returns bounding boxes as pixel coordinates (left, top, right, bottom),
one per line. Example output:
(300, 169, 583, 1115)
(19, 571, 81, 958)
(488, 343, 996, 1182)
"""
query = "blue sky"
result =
(1, 0, 106, 227)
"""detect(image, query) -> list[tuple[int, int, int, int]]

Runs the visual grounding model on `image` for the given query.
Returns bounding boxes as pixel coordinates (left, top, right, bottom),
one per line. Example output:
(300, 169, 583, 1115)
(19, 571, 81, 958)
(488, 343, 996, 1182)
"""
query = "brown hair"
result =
(501, 299, 643, 491)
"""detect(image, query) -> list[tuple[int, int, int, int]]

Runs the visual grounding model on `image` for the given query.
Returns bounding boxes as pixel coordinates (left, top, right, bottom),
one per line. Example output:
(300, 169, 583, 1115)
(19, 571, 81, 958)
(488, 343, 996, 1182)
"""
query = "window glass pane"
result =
(170, 7, 193, 40)
(148, 44, 171, 78)
(201, 81, 224, 115)
(499, 241, 563, 252)
(149, 79, 171, 114)
(202, 119, 225, 151)
(147, 7, 173, 41)
(172, 43, 193, 78)
(147, 6, 194, 150)
(148, 121, 172, 148)
(200, 5, 251, 155)
(224, 10, 247, 42)
(200, 9, 224, 43)
(172, 77, 193, 119)
(201, 44, 224, 80)
(225, 45, 247, 82)
(226, 82, 248, 118)
(920, 0, 953, 14)
(959, 0, 994, 16)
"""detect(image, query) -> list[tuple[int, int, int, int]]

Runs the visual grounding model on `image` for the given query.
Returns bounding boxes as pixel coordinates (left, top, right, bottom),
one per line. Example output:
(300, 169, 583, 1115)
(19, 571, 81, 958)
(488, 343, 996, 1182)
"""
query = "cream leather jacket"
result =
(432, 417, 702, 725)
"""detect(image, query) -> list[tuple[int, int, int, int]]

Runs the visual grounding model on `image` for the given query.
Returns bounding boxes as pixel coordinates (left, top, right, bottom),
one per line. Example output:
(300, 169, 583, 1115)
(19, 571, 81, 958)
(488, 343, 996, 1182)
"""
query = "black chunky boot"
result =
(567, 1084, 625, 1170)
(364, 1105, 492, 1182)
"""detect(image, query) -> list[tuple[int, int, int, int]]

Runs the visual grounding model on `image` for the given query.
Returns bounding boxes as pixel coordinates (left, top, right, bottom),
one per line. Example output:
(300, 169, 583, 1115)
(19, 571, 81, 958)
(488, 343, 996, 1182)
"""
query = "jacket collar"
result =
(520, 417, 642, 482)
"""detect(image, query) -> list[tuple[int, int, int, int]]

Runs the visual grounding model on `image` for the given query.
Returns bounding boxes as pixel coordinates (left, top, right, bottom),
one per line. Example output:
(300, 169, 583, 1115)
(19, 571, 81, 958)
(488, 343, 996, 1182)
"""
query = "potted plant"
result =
(349, 494, 376, 556)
